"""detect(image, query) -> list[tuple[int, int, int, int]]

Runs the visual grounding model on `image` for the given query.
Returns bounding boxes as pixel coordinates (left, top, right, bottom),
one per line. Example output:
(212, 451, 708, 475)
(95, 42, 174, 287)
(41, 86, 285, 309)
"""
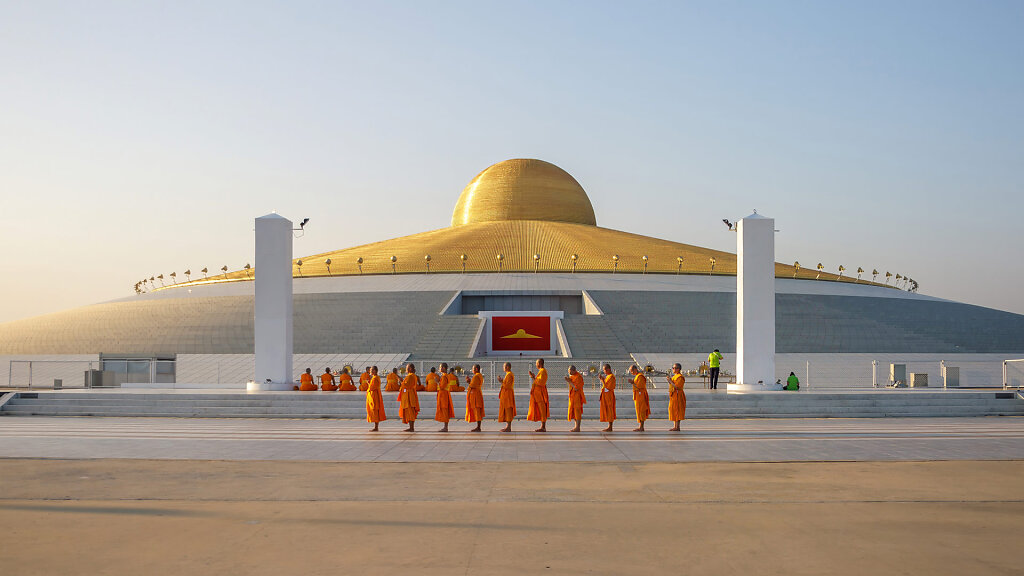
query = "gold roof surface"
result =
(451, 159, 596, 227)
(155, 158, 888, 290)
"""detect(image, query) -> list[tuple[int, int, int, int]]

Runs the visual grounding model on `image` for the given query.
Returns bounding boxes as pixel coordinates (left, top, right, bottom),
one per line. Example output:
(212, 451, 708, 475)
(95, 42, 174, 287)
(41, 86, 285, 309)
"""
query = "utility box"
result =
(910, 373, 929, 388)
(53, 379, 62, 390)
(84, 370, 102, 388)
(890, 363, 907, 386)
(943, 366, 960, 388)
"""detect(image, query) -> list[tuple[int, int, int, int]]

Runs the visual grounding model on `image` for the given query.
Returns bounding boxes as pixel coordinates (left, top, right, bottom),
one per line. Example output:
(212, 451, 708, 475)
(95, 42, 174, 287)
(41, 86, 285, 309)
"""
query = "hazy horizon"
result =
(1, 0, 1022, 324)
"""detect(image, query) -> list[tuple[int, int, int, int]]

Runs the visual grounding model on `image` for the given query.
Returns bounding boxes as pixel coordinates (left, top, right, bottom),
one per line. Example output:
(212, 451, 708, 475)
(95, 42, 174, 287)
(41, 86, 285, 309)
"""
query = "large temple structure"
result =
(2, 159, 1023, 388)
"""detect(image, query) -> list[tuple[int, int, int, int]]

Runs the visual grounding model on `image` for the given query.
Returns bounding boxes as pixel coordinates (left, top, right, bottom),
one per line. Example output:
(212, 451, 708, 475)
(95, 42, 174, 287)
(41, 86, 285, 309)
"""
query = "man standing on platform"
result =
(708, 349, 724, 390)
(528, 359, 549, 433)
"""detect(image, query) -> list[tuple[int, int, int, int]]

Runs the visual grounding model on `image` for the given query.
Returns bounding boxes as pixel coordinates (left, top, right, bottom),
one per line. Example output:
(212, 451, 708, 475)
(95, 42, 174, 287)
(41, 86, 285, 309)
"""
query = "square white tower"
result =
(733, 212, 777, 390)
(253, 213, 294, 390)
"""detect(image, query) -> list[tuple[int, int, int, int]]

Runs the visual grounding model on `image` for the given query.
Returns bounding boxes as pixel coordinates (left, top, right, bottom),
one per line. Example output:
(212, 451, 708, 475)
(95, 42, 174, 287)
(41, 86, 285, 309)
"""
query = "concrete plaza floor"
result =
(1, 416, 1022, 575)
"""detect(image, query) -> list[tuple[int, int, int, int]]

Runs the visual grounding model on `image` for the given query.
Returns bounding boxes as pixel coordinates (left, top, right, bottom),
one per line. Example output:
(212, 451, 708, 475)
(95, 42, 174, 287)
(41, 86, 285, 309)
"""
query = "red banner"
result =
(491, 316, 552, 351)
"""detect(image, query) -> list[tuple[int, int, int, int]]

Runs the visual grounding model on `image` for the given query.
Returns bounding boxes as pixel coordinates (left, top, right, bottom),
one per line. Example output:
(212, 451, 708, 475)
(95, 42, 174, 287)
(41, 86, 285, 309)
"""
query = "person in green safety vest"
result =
(784, 372, 800, 391)
(707, 349, 723, 389)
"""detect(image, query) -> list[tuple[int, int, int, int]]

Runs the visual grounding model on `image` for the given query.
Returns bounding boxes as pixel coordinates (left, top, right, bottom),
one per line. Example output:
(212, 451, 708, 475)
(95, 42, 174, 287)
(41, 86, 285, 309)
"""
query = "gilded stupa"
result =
(186, 158, 855, 285)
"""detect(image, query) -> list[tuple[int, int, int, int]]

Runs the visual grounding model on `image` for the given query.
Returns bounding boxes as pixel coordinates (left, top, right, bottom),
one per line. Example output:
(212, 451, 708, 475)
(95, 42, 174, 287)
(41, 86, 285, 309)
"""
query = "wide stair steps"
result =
(2, 390, 1022, 419)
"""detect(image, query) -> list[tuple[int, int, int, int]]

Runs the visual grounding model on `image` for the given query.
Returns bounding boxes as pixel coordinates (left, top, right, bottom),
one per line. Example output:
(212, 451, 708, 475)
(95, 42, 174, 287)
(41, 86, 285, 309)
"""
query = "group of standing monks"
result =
(353, 358, 689, 433)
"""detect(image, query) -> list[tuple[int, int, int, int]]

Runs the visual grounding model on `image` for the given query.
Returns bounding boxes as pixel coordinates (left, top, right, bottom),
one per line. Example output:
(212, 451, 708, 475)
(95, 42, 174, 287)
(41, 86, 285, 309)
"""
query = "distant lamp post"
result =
(220, 266, 228, 279)
(169, 271, 177, 284)
(201, 267, 208, 279)
(390, 255, 397, 274)
(325, 258, 332, 276)
(709, 257, 716, 275)
(856, 267, 864, 283)
(570, 253, 578, 274)
(460, 254, 467, 273)
(533, 253, 540, 273)
(677, 256, 683, 275)
(424, 254, 431, 274)
(295, 259, 303, 277)
(885, 271, 892, 285)
(895, 274, 902, 288)
(184, 269, 191, 282)
(872, 269, 879, 283)
(356, 257, 363, 274)
(641, 255, 649, 275)
(611, 254, 619, 274)
(157, 274, 165, 286)
(243, 263, 252, 278)
(815, 263, 824, 280)
(793, 261, 801, 278)
(496, 253, 504, 273)
(837, 265, 845, 280)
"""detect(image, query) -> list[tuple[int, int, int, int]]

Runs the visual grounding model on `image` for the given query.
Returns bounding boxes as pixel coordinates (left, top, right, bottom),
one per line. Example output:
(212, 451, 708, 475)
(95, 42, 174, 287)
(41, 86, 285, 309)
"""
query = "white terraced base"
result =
(2, 390, 1022, 419)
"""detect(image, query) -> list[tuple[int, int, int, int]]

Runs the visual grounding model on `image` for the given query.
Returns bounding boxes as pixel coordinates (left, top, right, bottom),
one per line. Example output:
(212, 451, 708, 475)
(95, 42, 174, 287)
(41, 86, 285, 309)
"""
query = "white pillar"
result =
(732, 212, 778, 391)
(253, 213, 293, 391)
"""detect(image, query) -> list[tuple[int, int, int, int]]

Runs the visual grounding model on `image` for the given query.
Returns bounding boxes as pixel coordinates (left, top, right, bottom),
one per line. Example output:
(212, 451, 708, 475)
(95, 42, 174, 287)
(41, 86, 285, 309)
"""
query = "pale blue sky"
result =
(1, 0, 1022, 322)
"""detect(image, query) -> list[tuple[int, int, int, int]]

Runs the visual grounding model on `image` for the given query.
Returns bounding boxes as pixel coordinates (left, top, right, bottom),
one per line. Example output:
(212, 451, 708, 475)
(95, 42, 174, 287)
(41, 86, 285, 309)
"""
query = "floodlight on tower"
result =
(243, 263, 251, 278)
(533, 253, 540, 273)
(169, 272, 177, 283)
(460, 253, 467, 273)
(325, 259, 332, 276)
(571, 253, 578, 274)
(885, 271, 892, 285)
(201, 267, 208, 279)
(496, 253, 504, 273)
(838, 265, 845, 280)
(677, 256, 683, 275)
(793, 261, 801, 278)
(390, 255, 397, 275)
(709, 257, 716, 275)
(856, 267, 864, 282)
(356, 257, 363, 274)
(424, 254, 431, 273)
(611, 254, 619, 274)
(295, 259, 303, 277)
(872, 269, 879, 283)
(642, 255, 649, 275)
(816, 263, 824, 280)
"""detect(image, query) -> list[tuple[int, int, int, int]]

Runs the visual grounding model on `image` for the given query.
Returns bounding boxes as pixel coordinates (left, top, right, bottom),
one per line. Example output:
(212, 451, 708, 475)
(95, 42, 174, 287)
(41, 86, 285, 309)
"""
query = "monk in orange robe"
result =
(464, 364, 485, 432)
(385, 368, 401, 392)
(564, 365, 586, 432)
(320, 368, 338, 391)
(667, 362, 686, 431)
(448, 368, 464, 392)
(359, 367, 371, 392)
(630, 365, 651, 432)
(338, 367, 357, 391)
(599, 364, 617, 432)
(498, 362, 516, 432)
(435, 363, 455, 432)
(365, 366, 386, 431)
(398, 363, 421, 432)
(527, 358, 549, 432)
(298, 368, 317, 391)
(425, 367, 440, 392)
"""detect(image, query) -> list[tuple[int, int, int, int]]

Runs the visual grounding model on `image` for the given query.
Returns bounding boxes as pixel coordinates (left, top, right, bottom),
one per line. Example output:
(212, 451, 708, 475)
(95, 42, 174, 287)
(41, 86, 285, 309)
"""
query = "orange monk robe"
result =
(567, 373, 587, 421)
(498, 371, 516, 423)
(365, 375, 387, 423)
(633, 373, 651, 422)
(425, 372, 439, 392)
(599, 373, 617, 422)
(358, 372, 371, 392)
(435, 374, 455, 423)
(448, 372, 464, 392)
(526, 367, 550, 422)
(415, 380, 426, 392)
(320, 373, 338, 391)
(385, 373, 401, 392)
(398, 374, 421, 423)
(465, 373, 485, 422)
(338, 373, 357, 391)
(299, 373, 317, 391)
(668, 373, 687, 421)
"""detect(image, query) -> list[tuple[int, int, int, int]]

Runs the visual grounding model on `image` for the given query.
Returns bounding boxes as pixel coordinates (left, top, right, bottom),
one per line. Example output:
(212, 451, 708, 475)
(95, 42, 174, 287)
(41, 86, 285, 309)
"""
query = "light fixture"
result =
(220, 266, 228, 279)
(837, 265, 845, 280)
(872, 269, 879, 283)
(496, 253, 504, 273)
(677, 256, 683, 275)
(201, 267, 208, 279)
(571, 253, 578, 274)
(641, 255, 648, 275)
(390, 255, 397, 274)
(856, 267, 864, 282)
(815, 263, 824, 280)
(325, 258, 332, 276)
(709, 257, 716, 275)
(611, 254, 619, 274)
(157, 274, 165, 286)
(243, 263, 251, 278)
(885, 271, 892, 285)
(424, 254, 431, 274)
(793, 261, 801, 278)
(460, 254, 467, 273)
(533, 253, 540, 273)
(722, 219, 734, 231)
(356, 257, 363, 274)
(184, 269, 191, 282)
(169, 271, 177, 283)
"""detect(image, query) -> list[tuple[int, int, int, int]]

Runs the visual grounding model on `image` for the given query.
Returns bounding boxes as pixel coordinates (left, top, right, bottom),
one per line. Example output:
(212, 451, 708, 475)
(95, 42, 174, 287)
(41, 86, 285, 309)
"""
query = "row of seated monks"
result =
(356, 359, 689, 433)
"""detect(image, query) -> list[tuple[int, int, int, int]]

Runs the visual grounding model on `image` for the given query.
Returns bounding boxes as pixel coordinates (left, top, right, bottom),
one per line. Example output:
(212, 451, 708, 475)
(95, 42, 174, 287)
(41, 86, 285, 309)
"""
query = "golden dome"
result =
(451, 159, 597, 227)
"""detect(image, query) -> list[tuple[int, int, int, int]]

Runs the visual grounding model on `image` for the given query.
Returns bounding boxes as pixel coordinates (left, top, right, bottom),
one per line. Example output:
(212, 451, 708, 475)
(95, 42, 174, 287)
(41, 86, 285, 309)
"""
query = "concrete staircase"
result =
(2, 390, 1022, 419)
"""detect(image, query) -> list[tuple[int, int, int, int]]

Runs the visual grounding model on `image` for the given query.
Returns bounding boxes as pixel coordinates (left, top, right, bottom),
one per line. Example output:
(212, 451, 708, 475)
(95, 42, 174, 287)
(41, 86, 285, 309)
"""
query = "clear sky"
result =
(1, 0, 1022, 323)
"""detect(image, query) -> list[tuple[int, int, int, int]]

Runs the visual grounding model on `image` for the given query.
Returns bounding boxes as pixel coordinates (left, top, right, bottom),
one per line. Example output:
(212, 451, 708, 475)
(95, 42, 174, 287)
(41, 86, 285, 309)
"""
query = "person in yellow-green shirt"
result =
(708, 349, 724, 390)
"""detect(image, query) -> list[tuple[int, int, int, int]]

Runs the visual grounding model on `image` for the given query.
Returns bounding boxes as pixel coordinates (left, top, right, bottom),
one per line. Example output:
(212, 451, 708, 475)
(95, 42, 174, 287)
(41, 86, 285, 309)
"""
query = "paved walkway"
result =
(2, 416, 1023, 462)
